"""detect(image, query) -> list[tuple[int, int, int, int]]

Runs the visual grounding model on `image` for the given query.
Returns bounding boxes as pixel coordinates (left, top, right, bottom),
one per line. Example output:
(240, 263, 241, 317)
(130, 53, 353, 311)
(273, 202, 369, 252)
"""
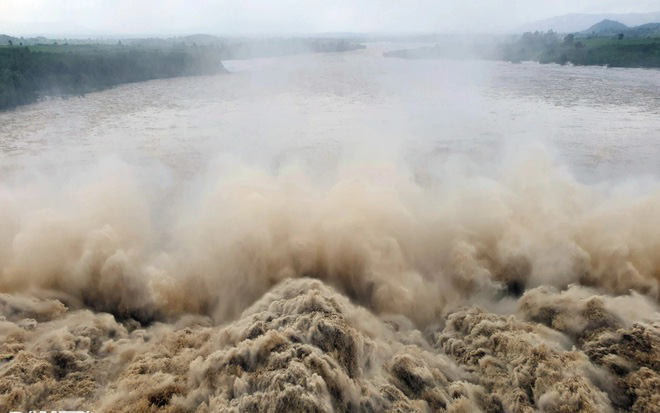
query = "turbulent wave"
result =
(0, 150, 658, 412)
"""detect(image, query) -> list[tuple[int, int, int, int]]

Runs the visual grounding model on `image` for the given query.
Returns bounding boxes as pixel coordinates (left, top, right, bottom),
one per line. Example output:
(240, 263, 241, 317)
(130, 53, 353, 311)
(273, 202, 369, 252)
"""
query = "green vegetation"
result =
(542, 37, 660, 67)
(583, 19, 628, 34)
(384, 26, 660, 69)
(501, 31, 660, 68)
(501, 20, 660, 67)
(499, 30, 562, 63)
(0, 36, 366, 111)
(0, 44, 226, 110)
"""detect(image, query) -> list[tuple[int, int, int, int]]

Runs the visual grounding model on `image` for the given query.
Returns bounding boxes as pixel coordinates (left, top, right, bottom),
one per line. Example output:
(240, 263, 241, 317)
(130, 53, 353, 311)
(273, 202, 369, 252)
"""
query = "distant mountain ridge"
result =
(581, 19, 660, 37)
(621, 22, 660, 37)
(516, 12, 660, 33)
(583, 19, 628, 34)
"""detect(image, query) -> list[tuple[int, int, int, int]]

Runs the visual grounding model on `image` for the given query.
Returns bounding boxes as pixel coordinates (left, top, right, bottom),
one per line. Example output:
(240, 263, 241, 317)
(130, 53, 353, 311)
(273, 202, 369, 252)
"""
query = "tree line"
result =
(382, 30, 660, 69)
(500, 31, 660, 67)
(0, 46, 226, 111)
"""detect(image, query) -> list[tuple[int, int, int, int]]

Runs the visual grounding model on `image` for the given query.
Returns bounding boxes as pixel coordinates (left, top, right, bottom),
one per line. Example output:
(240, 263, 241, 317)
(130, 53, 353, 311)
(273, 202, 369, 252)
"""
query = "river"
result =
(1, 44, 658, 181)
(0, 43, 658, 412)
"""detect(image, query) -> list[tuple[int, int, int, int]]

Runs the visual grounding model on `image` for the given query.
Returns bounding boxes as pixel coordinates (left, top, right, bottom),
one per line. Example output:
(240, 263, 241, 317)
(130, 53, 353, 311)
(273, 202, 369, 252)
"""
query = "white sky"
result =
(1, 0, 659, 36)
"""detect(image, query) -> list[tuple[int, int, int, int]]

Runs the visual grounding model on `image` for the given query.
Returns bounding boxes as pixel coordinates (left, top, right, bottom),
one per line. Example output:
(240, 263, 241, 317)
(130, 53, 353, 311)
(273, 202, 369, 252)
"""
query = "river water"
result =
(1, 44, 659, 412)
(1, 44, 658, 181)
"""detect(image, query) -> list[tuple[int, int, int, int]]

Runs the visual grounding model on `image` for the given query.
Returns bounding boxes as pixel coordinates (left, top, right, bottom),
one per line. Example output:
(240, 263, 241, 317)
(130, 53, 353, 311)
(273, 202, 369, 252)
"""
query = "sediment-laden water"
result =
(0, 45, 658, 412)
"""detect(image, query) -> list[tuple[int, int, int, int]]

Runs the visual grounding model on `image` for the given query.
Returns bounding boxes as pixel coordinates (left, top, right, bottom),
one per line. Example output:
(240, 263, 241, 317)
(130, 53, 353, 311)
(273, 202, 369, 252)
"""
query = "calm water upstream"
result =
(0, 44, 658, 181)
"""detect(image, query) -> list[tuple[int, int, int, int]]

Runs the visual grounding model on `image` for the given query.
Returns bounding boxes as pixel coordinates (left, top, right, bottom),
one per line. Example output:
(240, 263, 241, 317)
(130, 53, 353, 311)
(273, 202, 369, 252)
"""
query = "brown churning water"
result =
(0, 48, 658, 412)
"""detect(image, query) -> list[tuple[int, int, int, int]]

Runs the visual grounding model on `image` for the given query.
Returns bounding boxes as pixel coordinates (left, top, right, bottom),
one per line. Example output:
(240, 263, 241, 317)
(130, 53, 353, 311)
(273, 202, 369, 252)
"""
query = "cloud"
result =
(1, 0, 659, 35)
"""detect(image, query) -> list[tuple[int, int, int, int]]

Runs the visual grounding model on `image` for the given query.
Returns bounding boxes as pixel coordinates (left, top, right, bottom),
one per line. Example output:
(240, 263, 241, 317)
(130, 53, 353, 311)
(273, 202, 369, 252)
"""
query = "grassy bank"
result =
(384, 32, 660, 69)
(539, 38, 660, 67)
(501, 33, 660, 68)
(0, 45, 226, 111)
(0, 37, 367, 111)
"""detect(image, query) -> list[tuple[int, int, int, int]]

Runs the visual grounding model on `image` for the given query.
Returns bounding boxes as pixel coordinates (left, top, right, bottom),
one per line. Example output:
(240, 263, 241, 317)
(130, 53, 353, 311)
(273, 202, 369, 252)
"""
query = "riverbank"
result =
(384, 35, 660, 69)
(506, 35, 660, 68)
(0, 45, 227, 111)
(0, 38, 366, 111)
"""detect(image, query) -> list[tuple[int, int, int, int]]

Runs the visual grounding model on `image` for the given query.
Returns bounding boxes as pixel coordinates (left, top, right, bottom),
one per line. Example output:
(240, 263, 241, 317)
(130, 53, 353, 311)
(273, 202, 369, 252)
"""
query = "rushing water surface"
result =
(1, 44, 659, 412)
(1, 44, 658, 180)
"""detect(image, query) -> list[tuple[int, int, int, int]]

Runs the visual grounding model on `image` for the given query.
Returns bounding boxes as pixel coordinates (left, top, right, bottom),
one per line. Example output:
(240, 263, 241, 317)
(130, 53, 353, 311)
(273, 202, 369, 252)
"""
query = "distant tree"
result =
(563, 34, 574, 45)
(575, 41, 585, 49)
(0, 44, 227, 111)
(7, 40, 12, 46)
(618, 33, 624, 40)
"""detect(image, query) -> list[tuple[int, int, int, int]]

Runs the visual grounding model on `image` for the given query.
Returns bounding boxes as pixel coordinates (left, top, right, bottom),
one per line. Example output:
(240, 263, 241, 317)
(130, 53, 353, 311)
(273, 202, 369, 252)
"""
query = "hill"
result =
(583, 19, 628, 34)
(579, 20, 660, 38)
(0, 34, 18, 45)
(516, 12, 660, 33)
(638, 22, 660, 29)
(626, 22, 660, 37)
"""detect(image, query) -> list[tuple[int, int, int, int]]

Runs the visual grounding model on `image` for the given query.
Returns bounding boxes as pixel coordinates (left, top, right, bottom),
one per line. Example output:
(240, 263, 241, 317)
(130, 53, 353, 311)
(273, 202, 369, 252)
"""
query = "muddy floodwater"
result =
(1, 45, 658, 179)
(0, 45, 658, 412)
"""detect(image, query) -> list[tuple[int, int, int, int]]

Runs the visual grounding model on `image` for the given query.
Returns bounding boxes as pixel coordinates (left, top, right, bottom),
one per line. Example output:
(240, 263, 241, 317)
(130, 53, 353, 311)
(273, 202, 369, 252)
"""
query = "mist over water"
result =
(0, 45, 658, 412)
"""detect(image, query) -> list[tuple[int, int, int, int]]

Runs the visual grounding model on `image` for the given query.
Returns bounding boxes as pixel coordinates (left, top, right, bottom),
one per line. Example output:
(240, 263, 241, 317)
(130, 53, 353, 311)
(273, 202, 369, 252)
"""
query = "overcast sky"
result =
(1, 0, 660, 36)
